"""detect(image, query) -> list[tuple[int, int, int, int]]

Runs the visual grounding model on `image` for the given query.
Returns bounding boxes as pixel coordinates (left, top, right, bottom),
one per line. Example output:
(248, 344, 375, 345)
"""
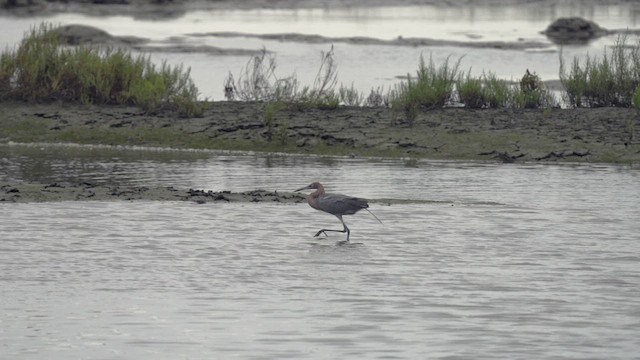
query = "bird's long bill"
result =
(295, 185, 311, 192)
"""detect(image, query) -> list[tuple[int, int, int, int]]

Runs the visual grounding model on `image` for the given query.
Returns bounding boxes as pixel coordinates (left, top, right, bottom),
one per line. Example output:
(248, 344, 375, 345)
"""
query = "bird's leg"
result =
(313, 216, 350, 242)
(341, 216, 350, 242)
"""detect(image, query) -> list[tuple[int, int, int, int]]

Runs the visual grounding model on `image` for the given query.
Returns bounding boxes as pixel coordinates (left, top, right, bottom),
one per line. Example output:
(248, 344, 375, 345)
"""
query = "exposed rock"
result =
(52, 24, 148, 46)
(48, 24, 259, 56)
(542, 17, 608, 45)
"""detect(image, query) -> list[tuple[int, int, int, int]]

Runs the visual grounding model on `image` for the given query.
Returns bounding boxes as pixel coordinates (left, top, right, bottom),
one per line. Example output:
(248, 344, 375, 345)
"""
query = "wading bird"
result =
(295, 182, 382, 242)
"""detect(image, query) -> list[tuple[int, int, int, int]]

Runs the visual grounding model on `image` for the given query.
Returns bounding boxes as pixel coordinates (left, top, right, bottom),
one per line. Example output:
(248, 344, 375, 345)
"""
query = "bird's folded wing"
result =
(317, 194, 368, 215)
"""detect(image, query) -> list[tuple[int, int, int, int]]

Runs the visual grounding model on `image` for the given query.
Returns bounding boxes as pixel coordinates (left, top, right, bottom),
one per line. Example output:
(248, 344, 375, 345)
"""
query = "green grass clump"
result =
(457, 69, 485, 108)
(482, 72, 512, 108)
(457, 69, 553, 109)
(389, 54, 460, 124)
(561, 34, 640, 108)
(225, 46, 564, 113)
(457, 70, 512, 108)
(0, 23, 205, 117)
(390, 55, 460, 110)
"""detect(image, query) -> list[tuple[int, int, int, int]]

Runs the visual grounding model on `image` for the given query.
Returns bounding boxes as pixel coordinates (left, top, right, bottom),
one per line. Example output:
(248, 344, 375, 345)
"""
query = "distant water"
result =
(1, 144, 639, 359)
(2, 2, 640, 99)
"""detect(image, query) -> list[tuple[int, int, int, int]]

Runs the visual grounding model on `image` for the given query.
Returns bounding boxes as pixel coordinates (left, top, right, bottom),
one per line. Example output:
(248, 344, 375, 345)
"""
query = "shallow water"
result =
(1, 144, 640, 359)
(2, 2, 640, 100)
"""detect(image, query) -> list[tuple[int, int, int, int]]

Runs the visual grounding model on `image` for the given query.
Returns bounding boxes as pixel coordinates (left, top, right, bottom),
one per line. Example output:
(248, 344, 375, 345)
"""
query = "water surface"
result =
(1, 144, 639, 359)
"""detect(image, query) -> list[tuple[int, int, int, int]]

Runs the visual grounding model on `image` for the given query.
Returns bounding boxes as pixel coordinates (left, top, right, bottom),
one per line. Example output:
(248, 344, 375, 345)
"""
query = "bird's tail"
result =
(365, 208, 383, 224)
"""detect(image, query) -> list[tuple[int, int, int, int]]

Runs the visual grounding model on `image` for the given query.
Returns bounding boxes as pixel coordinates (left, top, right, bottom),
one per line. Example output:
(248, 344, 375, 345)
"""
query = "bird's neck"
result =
(310, 185, 325, 199)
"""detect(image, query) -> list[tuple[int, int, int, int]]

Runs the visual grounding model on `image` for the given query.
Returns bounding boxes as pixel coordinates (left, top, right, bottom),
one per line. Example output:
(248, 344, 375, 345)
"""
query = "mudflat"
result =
(1, 101, 638, 202)
(1, 101, 638, 162)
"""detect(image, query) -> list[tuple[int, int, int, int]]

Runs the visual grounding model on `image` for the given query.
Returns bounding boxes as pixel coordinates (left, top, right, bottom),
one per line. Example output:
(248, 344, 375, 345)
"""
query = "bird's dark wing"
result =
(317, 194, 369, 216)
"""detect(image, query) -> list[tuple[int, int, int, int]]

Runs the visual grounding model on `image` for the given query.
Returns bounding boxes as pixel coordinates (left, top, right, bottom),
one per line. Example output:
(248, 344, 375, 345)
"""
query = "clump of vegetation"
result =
(339, 83, 363, 106)
(457, 69, 553, 109)
(456, 69, 485, 108)
(225, 46, 391, 109)
(261, 100, 289, 144)
(560, 34, 640, 107)
(224, 47, 296, 102)
(0, 23, 205, 117)
(295, 45, 339, 107)
(388, 54, 460, 124)
(225, 46, 342, 109)
(482, 72, 512, 108)
(224, 45, 567, 114)
(457, 70, 512, 108)
(390, 55, 460, 109)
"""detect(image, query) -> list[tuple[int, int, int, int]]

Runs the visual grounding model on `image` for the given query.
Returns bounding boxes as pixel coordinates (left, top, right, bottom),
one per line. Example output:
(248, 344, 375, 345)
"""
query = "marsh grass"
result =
(226, 46, 389, 109)
(457, 69, 553, 109)
(388, 54, 461, 124)
(483, 73, 512, 108)
(226, 46, 340, 108)
(457, 70, 485, 108)
(227, 48, 561, 115)
(0, 23, 205, 117)
(229, 48, 295, 102)
(338, 83, 363, 106)
(561, 35, 640, 108)
(390, 55, 460, 110)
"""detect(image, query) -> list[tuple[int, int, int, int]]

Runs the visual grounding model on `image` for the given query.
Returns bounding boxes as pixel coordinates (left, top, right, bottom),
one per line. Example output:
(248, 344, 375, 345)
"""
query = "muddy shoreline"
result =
(1, 101, 638, 162)
(1, 101, 639, 202)
(0, 182, 308, 203)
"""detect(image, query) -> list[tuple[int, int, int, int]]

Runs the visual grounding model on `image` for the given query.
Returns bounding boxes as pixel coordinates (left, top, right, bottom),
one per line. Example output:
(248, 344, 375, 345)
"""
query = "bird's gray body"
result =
(314, 193, 369, 216)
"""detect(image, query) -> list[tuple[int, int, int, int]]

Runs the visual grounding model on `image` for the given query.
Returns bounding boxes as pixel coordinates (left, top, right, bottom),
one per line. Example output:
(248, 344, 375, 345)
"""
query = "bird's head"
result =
(295, 181, 323, 192)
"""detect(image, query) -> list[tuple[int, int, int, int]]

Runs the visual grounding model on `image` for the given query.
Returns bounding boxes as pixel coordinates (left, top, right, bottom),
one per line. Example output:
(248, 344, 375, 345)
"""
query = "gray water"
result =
(1, 144, 640, 359)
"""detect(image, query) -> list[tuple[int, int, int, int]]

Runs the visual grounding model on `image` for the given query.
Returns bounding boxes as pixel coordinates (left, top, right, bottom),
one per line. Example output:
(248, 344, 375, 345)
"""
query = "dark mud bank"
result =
(0, 182, 307, 203)
(1, 101, 638, 164)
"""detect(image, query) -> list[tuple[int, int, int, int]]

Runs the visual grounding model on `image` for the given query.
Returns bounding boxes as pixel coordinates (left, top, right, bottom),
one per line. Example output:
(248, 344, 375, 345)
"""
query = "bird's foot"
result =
(314, 230, 328, 238)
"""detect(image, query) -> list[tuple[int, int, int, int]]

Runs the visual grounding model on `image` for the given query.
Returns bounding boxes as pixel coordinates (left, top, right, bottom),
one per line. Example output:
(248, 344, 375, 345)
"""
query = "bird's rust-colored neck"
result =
(309, 183, 325, 199)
